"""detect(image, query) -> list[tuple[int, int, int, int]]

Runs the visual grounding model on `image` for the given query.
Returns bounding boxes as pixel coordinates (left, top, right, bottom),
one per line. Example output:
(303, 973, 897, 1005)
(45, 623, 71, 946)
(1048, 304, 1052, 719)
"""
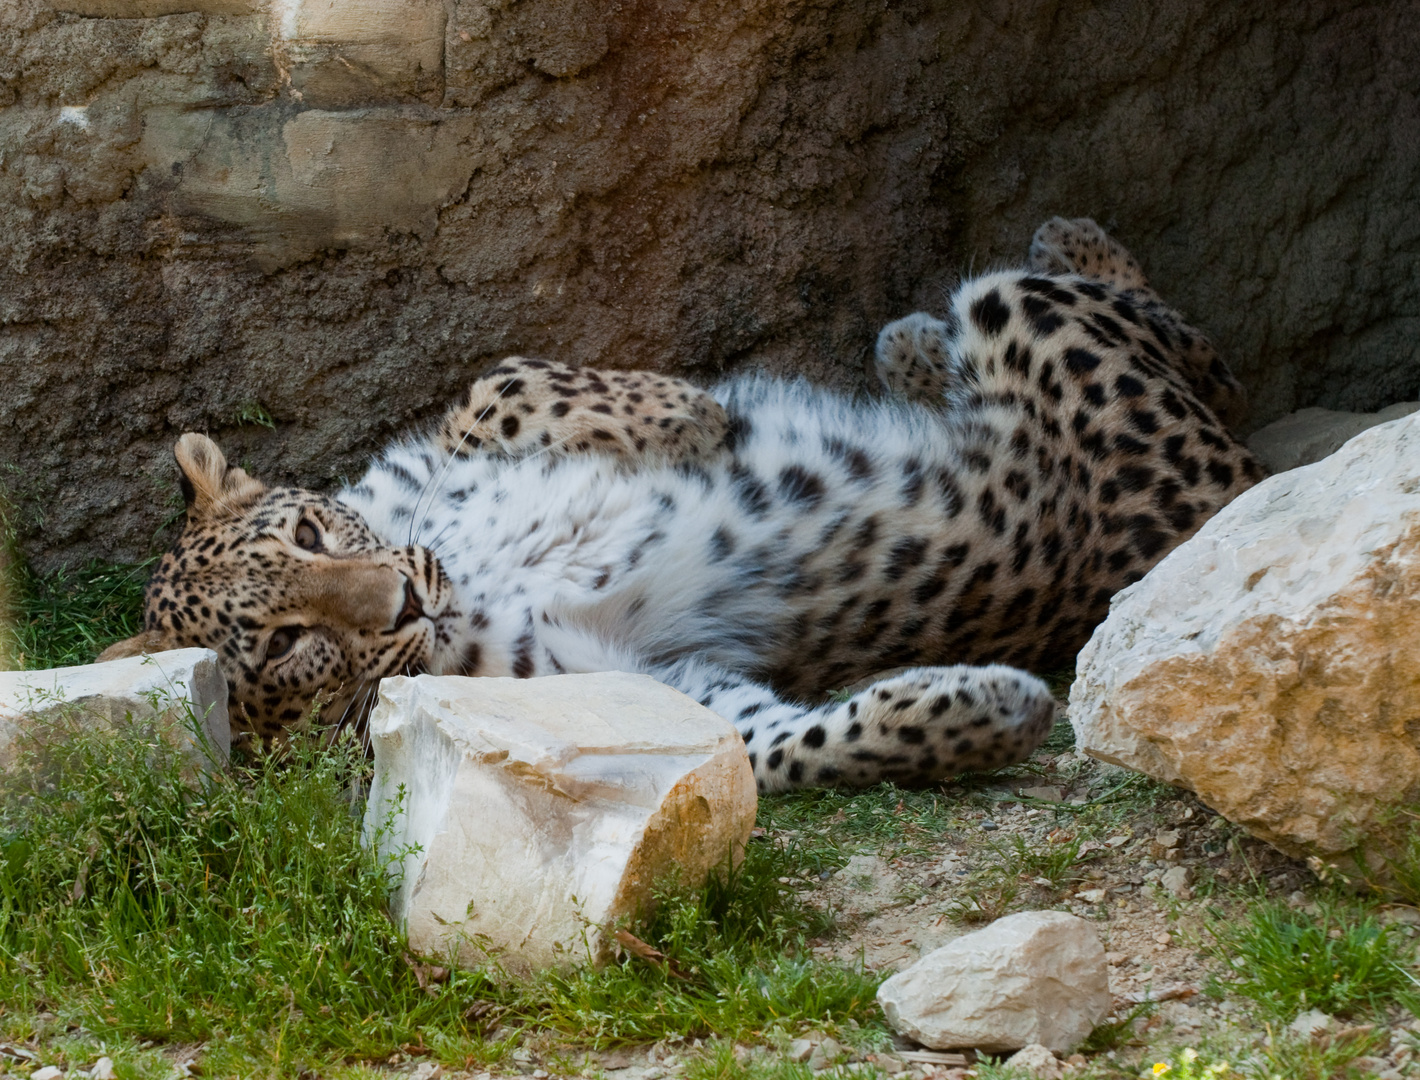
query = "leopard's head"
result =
(101, 434, 452, 740)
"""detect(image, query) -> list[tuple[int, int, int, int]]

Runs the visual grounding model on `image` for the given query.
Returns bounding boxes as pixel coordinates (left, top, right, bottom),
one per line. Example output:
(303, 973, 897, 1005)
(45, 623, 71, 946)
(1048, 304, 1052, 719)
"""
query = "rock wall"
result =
(2, 0, 1417, 568)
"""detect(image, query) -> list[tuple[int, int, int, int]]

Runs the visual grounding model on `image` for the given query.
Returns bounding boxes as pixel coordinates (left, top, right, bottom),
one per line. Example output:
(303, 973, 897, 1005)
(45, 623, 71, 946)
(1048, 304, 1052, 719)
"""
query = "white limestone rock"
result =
(364, 671, 757, 974)
(1072, 410, 1420, 869)
(1006, 1044, 1064, 1080)
(876, 911, 1109, 1053)
(0, 648, 229, 773)
(1247, 401, 1420, 474)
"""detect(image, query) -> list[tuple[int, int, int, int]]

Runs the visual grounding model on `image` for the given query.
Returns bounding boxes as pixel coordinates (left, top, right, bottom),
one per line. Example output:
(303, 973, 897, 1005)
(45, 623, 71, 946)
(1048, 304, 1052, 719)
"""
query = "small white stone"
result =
(876, 910, 1109, 1053)
(91, 1058, 117, 1080)
(1159, 866, 1193, 897)
(808, 1036, 845, 1070)
(787, 1039, 814, 1064)
(33, 1068, 63, 1080)
(1005, 1044, 1063, 1079)
(1153, 829, 1181, 849)
(1076, 888, 1107, 904)
(0, 648, 229, 775)
(1290, 1009, 1333, 1037)
(365, 672, 756, 973)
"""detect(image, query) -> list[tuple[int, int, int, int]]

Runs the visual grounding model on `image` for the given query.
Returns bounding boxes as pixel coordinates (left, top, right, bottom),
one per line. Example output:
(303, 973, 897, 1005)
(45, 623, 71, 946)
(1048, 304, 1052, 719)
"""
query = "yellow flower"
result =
(1152, 1065, 1171, 1077)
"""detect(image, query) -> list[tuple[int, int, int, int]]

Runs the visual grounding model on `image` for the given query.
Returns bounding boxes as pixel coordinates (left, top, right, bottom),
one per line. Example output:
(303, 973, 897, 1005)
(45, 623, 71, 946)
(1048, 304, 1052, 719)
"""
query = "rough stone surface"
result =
(1005, 1044, 1064, 1080)
(1247, 402, 1420, 473)
(2, 1, 1418, 569)
(1071, 411, 1420, 870)
(0, 648, 229, 772)
(875, 911, 1109, 1053)
(364, 671, 756, 973)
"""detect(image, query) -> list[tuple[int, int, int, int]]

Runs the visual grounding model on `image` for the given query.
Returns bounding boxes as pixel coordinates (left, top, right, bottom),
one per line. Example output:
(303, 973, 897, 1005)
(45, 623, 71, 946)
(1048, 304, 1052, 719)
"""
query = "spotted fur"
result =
(103, 218, 1265, 792)
(436, 357, 730, 465)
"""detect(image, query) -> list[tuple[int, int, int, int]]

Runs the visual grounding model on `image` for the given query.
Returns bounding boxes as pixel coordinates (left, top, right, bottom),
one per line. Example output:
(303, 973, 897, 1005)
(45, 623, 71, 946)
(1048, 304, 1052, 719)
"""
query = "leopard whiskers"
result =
(330, 680, 373, 744)
(417, 433, 577, 563)
(407, 376, 519, 546)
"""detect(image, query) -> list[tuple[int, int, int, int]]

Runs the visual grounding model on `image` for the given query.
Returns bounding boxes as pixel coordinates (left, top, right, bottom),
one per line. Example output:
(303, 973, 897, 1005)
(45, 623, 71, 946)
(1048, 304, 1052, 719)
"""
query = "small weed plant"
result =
(1204, 898, 1417, 1020)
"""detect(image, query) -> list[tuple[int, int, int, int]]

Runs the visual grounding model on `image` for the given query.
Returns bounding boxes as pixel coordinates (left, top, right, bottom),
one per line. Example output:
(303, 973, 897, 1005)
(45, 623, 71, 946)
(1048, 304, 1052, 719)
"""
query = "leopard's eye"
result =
(294, 519, 321, 551)
(266, 627, 301, 662)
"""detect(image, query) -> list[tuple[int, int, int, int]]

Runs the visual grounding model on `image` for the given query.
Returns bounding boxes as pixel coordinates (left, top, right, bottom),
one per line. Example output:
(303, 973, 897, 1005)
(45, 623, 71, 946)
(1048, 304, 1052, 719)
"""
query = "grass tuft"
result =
(1203, 898, 1417, 1020)
(3, 554, 149, 670)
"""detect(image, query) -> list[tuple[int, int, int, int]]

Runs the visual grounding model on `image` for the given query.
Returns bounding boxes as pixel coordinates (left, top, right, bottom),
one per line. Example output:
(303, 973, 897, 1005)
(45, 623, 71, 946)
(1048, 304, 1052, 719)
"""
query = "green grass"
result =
(759, 784, 967, 863)
(3, 554, 149, 670)
(1203, 898, 1418, 1020)
(683, 1041, 872, 1080)
(0, 708, 883, 1076)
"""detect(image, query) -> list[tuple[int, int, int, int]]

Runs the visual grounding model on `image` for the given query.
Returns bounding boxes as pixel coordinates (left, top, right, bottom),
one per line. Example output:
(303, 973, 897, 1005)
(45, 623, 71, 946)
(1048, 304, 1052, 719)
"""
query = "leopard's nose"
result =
(393, 576, 427, 630)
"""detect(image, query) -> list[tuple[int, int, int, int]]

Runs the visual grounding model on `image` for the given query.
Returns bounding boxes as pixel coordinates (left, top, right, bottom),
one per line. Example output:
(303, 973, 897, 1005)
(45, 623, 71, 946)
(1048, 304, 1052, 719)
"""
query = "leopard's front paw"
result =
(437, 357, 729, 467)
(874, 311, 958, 403)
(1028, 216, 1150, 292)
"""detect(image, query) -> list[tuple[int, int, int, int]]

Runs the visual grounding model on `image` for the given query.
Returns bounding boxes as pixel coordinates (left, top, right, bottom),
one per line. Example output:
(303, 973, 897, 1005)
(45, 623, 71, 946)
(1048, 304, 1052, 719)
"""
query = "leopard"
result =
(101, 217, 1266, 794)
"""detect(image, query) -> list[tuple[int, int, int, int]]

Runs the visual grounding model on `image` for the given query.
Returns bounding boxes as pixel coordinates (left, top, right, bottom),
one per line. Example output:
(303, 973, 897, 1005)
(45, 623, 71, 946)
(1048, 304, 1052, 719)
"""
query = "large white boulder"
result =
(1072, 411, 1420, 868)
(364, 672, 757, 973)
(876, 911, 1109, 1053)
(0, 648, 229, 773)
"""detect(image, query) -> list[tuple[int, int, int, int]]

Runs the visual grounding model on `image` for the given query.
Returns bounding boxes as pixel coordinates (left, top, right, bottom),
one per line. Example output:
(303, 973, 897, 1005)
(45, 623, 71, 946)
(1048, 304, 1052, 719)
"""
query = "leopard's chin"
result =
(425, 614, 467, 677)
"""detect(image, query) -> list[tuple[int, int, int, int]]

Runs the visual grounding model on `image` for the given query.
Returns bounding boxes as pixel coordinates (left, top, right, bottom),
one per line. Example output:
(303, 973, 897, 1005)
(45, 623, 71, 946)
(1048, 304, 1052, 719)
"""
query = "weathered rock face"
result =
(1070, 411, 1420, 870)
(3, 0, 1418, 569)
(876, 910, 1109, 1053)
(364, 671, 756, 974)
(0, 648, 230, 773)
(1247, 402, 1420, 474)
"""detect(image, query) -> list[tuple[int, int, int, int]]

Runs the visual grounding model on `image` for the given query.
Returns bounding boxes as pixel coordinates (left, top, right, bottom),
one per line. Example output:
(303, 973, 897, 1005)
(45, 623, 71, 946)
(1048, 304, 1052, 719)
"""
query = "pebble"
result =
(1005, 1043, 1063, 1079)
(1290, 1009, 1333, 1037)
(92, 1059, 117, 1080)
(1160, 866, 1193, 897)
(34, 1069, 63, 1080)
(808, 1036, 845, 1070)
(981, 820, 999, 831)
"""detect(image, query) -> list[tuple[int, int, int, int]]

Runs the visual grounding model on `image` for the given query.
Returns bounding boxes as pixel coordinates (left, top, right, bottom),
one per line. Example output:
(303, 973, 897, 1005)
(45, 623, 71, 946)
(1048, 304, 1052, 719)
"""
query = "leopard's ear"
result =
(174, 433, 264, 517)
(97, 627, 182, 663)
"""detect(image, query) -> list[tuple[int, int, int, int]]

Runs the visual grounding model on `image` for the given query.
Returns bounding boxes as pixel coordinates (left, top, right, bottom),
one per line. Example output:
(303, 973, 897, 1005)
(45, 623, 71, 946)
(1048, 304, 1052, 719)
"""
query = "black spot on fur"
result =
(970, 290, 1011, 337)
(778, 465, 826, 507)
(709, 526, 735, 561)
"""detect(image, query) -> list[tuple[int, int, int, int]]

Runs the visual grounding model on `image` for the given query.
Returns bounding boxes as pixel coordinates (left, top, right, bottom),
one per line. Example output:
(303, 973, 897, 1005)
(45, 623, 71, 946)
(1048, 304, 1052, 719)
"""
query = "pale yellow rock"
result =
(1071, 411, 1420, 870)
(139, 107, 486, 269)
(0, 649, 230, 775)
(876, 911, 1109, 1053)
(275, 0, 447, 106)
(1247, 401, 1420, 473)
(364, 672, 757, 974)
